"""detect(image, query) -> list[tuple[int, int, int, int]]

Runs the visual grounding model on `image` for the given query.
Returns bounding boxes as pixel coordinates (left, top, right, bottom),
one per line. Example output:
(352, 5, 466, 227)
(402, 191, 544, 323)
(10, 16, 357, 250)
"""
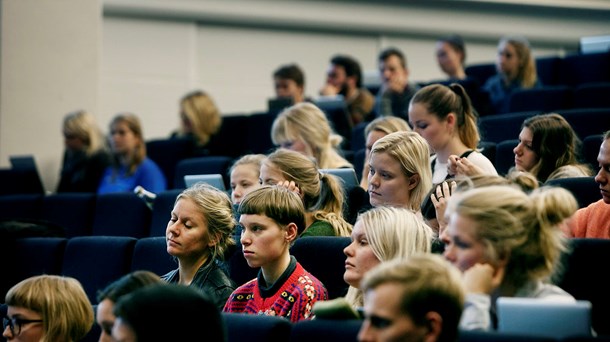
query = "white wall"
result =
(1, 0, 609, 192)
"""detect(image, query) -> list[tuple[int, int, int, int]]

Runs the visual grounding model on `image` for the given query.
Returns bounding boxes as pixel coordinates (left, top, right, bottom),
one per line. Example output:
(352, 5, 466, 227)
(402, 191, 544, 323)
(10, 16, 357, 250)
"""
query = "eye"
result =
(369, 315, 392, 329)
(358, 238, 369, 246)
(417, 123, 428, 129)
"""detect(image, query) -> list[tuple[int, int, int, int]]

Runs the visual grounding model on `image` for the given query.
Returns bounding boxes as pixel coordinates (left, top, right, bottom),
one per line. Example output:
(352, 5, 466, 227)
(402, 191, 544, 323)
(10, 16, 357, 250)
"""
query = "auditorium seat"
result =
(206, 114, 249, 158)
(555, 238, 610, 336)
(173, 156, 233, 189)
(223, 313, 292, 342)
(131, 236, 176, 276)
(545, 177, 599, 208)
(149, 188, 181, 237)
(572, 82, 610, 109)
(353, 148, 365, 183)
(508, 85, 573, 113)
(289, 319, 361, 342)
(62, 236, 137, 303)
(557, 51, 610, 87)
(494, 139, 518, 176)
(583, 134, 603, 170)
(290, 236, 351, 299)
(465, 62, 496, 87)
(146, 137, 195, 189)
(351, 121, 367, 154)
(314, 98, 353, 149)
(40, 193, 96, 237)
(478, 111, 539, 143)
(91, 193, 151, 238)
(0, 194, 43, 221)
(556, 108, 610, 140)
(535, 56, 561, 86)
(245, 111, 276, 155)
(227, 245, 259, 288)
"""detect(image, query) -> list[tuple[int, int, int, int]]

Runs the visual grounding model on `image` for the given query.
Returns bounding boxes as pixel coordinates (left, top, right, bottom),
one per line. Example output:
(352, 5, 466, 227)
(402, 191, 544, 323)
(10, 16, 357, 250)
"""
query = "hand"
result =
(453, 156, 485, 177)
(277, 180, 301, 196)
(463, 263, 505, 295)
(430, 181, 457, 236)
(319, 83, 339, 96)
(384, 73, 407, 94)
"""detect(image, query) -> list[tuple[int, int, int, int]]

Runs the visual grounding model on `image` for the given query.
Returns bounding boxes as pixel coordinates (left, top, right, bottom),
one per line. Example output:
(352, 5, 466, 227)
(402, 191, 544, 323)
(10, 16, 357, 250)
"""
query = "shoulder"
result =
(547, 165, 592, 180)
(292, 262, 328, 294)
(302, 220, 335, 237)
(467, 151, 498, 174)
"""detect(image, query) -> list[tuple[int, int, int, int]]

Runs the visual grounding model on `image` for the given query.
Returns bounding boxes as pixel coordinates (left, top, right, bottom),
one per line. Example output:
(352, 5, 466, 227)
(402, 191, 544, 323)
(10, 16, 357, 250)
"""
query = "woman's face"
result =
(408, 102, 451, 154)
(230, 164, 262, 205)
(436, 41, 463, 77)
(365, 130, 387, 160)
(166, 198, 214, 261)
(513, 127, 538, 172)
(2, 306, 43, 342)
(110, 121, 139, 157)
(441, 212, 488, 272)
(497, 41, 520, 80)
(96, 299, 116, 342)
(259, 162, 288, 186)
(111, 317, 136, 342)
(343, 220, 380, 288)
(368, 151, 414, 208)
(278, 138, 314, 160)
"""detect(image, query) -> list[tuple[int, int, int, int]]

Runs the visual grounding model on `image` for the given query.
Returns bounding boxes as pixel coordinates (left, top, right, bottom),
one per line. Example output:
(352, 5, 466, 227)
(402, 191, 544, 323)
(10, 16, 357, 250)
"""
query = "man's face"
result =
(326, 64, 349, 96)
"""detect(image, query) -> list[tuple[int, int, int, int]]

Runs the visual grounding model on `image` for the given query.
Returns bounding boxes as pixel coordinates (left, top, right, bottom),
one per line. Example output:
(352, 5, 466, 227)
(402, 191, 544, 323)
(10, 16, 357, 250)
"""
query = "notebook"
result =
(320, 168, 359, 189)
(496, 297, 593, 339)
(184, 174, 226, 191)
(9, 155, 45, 194)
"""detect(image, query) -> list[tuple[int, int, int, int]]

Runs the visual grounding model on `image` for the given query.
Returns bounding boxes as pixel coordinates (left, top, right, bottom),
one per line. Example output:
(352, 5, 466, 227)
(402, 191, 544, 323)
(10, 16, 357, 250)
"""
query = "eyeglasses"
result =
(3, 316, 43, 336)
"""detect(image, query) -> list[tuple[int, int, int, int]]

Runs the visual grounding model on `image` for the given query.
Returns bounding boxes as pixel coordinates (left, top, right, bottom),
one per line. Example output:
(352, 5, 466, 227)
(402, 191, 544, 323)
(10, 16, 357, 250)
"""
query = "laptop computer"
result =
(267, 97, 294, 115)
(184, 174, 226, 191)
(496, 297, 593, 339)
(320, 168, 359, 189)
(9, 155, 45, 194)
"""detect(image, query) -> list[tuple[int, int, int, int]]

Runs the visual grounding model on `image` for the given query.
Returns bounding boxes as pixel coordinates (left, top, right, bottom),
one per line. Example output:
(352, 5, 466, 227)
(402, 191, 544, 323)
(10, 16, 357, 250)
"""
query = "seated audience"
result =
(441, 185, 578, 331)
(3, 275, 93, 341)
(483, 35, 541, 114)
(57, 110, 111, 193)
(359, 254, 465, 342)
(260, 149, 352, 237)
(273, 63, 311, 104)
(96, 270, 162, 342)
(162, 183, 236, 310)
(359, 116, 411, 190)
(409, 83, 497, 184)
(436, 34, 467, 81)
(375, 47, 420, 120)
(223, 186, 328, 322)
(97, 113, 166, 194)
(170, 90, 222, 155)
(320, 54, 375, 126)
(112, 283, 225, 342)
(272, 102, 352, 169)
(368, 131, 432, 211)
(342, 206, 434, 309)
(567, 130, 610, 238)
(229, 153, 266, 205)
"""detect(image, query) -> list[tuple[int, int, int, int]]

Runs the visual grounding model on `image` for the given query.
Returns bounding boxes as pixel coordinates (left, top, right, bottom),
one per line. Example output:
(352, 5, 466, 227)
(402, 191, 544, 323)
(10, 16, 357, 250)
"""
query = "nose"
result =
(368, 172, 379, 188)
(344, 241, 355, 257)
(240, 229, 250, 246)
(595, 167, 607, 185)
(357, 319, 374, 342)
(513, 143, 522, 156)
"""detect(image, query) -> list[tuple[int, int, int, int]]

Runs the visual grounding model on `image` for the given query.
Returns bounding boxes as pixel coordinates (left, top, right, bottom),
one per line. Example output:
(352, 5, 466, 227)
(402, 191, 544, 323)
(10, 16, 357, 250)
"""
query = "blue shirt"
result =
(97, 157, 167, 194)
(483, 75, 541, 114)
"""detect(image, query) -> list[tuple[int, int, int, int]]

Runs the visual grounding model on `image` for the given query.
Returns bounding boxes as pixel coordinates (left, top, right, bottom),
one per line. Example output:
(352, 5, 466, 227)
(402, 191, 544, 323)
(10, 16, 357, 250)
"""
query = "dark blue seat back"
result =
(227, 245, 259, 288)
(478, 111, 539, 143)
(495, 139, 518, 176)
(573, 82, 610, 109)
(557, 108, 610, 140)
(92, 193, 151, 238)
(558, 52, 610, 87)
(174, 156, 233, 189)
(206, 114, 249, 158)
(290, 236, 351, 299)
(223, 313, 292, 342)
(465, 62, 496, 87)
(545, 177, 600, 209)
(583, 134, 603, 170)
(290, 319, 361, 342)
(508, 86, 573, 113)
(246, 111, 276, 155)
(0, 194, 43, 221)
(131, 236, 176, 276)
(536, 56, 561, 85)
(62, 236, 137, 303)
(314, 98, 352, 149)
(41, 193, 96, 237)
(150, 189, 182, 237)
(146, 138, 195, 189)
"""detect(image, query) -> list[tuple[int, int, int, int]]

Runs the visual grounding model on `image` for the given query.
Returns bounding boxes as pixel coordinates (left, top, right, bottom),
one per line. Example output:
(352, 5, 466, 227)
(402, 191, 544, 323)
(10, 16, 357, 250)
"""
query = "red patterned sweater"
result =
(223, 258, 327, 322)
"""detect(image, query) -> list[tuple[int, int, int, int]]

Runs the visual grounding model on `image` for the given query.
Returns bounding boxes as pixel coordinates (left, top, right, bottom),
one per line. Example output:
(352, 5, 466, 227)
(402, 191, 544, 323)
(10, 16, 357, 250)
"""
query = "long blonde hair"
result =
(178, 90, 222, 146)
(110, 113, 146, 175)
(499, 36, 538, 88)
(63, 110, 106, 156)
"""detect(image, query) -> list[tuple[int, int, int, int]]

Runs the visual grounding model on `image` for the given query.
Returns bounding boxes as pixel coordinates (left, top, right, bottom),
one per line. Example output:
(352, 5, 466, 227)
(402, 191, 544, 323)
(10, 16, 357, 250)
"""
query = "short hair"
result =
(498, 35, 538, 88)
(345, 207, 434, 307)
(446, 185, 578, 288)
(378, 47, 407, 69)
(113, 283, 224, 342)
(261, 149, 351, 236)
(175, 182, 236, 260)
(361, 254, 465, 342)
(62, 110, 106, 155)
(364, 116, 411, 138)
(271, 102, 351, 169)
(110, 113, 146, 175)
(330, 55, 364, 88)
(410, 83, 480, 149)
(370, 131, 432, 211)
(179, 90, 222, 146)
(238, 185, 306, 237)
(438, 34, 466, 63)
(523, 113, 590, 182)
(96, 270, 161, 303)
(5, 275, 94, 342)
(273, 64, 305, 88)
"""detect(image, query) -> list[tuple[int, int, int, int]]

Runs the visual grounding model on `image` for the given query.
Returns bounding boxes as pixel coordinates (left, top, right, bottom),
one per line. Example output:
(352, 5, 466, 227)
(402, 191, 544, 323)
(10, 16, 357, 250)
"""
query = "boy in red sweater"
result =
(223, 186, 328, 322)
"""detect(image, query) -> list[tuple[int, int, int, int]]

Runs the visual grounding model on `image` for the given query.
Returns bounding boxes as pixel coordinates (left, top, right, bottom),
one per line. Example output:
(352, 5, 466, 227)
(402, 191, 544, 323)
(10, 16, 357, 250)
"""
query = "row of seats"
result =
(2, 236, 610, 338)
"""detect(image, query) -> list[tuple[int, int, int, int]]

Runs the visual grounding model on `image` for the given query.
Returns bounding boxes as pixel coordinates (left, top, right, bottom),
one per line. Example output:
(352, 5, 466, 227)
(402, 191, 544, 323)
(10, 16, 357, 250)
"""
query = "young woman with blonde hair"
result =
(172, 90, 222, 150)
(260, 149, 352, 237)
(271, 102, 352, 169)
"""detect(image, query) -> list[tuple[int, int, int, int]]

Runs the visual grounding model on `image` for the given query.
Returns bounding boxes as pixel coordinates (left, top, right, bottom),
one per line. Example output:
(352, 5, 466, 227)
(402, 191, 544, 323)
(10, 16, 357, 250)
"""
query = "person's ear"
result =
(407, 174, 420, 191)
(207, 232, 221, 247)
(285, 222, 298, 242)
(423, 311, 443, 342)
(446, 112, 456, 127)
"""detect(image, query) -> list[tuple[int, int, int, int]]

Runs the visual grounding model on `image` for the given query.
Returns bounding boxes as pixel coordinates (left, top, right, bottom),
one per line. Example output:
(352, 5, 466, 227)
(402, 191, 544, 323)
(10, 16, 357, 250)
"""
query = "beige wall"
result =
(1, 0, 609, 192)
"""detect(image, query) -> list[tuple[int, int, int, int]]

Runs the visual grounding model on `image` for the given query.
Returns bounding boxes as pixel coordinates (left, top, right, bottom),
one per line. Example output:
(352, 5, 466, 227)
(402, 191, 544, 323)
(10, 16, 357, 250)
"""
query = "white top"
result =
(432, 151, 498, 184)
